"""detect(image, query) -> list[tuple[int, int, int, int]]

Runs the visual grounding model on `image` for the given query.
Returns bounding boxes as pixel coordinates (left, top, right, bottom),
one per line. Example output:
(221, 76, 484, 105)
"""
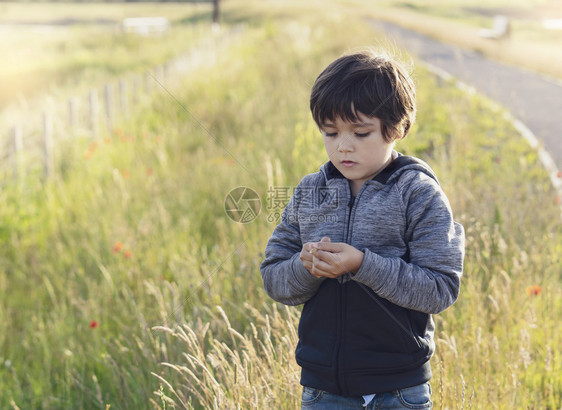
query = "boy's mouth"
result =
(341, 160, 357, 167)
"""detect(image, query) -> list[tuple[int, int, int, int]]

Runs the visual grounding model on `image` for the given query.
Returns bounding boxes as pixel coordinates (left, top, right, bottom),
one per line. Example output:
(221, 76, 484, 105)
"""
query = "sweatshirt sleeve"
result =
(260, 179, 325, 306)
(352, 172, 465, 314)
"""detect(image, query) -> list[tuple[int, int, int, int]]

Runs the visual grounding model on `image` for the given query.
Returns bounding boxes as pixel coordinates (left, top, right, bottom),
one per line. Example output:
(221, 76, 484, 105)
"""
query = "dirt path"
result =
(369, 19, 562, 171)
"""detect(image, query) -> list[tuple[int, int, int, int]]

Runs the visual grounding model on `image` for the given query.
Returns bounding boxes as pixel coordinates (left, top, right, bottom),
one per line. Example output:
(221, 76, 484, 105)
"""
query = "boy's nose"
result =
(337, 136, 354, 152)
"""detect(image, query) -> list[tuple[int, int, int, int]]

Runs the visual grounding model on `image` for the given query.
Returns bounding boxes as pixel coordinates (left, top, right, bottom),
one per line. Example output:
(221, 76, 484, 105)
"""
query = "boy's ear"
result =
(385, 126, 405, 142)
(388, 132, 404, 142)
(394, 128, 409, 140)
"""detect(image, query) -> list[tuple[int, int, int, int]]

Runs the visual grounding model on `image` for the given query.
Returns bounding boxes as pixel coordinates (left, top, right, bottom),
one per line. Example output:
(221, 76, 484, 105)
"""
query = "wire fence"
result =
(0, 24, 245, 186)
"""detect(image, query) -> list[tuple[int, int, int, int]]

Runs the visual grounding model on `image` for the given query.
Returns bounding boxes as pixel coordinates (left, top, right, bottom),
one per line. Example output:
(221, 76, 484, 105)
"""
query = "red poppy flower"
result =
(90, 320, 99, 329)
(112, 242, 124, 253)
(526, 285, 542, 296)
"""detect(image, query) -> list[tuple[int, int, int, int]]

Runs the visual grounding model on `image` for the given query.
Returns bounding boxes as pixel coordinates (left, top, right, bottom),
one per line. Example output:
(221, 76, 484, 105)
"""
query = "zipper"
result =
(335, 185, 357, 395)
(344, 193, 355, 243)
(334, 281, 344, 394)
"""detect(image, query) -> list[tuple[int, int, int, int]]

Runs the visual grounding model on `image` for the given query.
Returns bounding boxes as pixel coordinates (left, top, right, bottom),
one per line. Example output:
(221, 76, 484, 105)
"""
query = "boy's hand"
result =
(300, 237, 331, 275)
(300, 237, 364, 278)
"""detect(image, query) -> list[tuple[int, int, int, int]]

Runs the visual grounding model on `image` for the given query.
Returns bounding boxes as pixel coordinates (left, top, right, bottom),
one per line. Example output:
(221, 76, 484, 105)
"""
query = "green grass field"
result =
(0, 0, 560, 408)
(0, 2, 213, 113)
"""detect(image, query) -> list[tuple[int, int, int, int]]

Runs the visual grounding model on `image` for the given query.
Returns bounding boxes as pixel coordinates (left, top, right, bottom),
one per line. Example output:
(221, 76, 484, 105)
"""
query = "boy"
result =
(260, 50, 465, 409)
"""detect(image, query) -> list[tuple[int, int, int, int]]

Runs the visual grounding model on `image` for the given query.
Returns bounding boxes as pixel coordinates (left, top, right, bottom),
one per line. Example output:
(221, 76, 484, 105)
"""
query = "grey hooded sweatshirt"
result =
(260, 154, 465, 396)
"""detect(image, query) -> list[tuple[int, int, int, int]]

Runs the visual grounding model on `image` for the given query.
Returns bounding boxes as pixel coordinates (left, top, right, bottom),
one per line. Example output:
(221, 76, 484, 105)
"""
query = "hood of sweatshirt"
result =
(319, 151, 439, 188)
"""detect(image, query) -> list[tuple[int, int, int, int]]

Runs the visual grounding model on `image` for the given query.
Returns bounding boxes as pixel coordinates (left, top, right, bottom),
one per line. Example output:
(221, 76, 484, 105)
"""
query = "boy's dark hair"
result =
(310, 50, 416, 142)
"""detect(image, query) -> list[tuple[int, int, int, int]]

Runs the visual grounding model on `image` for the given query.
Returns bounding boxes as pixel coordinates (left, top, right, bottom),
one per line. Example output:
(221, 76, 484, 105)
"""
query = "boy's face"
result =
(320, 112, 398, 195)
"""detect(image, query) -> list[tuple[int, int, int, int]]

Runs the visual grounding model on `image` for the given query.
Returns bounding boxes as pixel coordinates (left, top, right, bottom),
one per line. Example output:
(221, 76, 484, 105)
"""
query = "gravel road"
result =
(369, 19, 562, 171)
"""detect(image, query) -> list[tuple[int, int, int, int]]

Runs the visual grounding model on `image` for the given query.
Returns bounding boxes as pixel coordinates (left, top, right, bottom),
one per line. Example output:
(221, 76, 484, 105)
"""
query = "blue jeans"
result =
(301, 382, 432, 409)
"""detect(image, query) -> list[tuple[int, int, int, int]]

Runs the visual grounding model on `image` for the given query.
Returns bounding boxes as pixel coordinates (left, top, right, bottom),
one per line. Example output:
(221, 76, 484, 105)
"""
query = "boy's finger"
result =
(312, 250, 333, 264)
(312, 254, 336, 270)
(311, 264, 339, 278)
(312, 242, 342, 252)
(315, 251, 345, 272)
(300, 253, 313, 263)
(311, 263, 331, 277)
(305, 242, 320, 253)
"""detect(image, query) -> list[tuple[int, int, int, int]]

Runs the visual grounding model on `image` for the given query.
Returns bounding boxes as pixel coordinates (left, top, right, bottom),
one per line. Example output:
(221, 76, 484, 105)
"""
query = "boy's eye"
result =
(322, 130, 371, 137)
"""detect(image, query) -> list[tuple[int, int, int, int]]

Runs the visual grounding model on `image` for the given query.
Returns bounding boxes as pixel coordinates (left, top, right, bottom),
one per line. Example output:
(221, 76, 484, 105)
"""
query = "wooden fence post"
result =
(132, 75, 141, 105)
(43, 113, 54, 178)
(104, 83, 114, 132)
(89, 89, 99, 138)
(144, 71, 152, 95)
(119, 79, 128, 117)
(69, 97, 78, 131)
(154, 66, 164, 84)
(11, 125, 23, 180)
(163, 63, 169, 81)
